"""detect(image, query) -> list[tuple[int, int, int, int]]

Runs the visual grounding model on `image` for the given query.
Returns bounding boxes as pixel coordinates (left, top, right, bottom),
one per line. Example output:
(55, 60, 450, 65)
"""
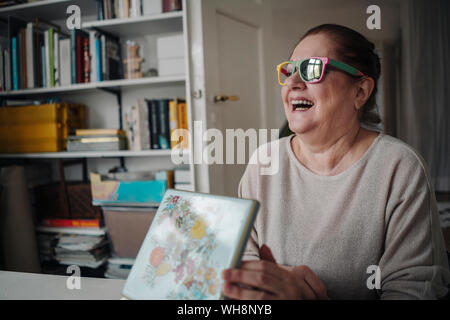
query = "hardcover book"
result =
(121, 189, 260, 300)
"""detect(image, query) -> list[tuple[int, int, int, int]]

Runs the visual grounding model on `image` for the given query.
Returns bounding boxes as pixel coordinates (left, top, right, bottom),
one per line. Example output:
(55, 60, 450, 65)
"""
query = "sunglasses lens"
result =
(279, 62, 295, 84)
(300, 58, 323, 82)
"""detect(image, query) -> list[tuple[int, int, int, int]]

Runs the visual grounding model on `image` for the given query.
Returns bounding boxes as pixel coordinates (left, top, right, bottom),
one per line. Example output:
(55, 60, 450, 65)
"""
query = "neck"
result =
(292, 124, 363, 176)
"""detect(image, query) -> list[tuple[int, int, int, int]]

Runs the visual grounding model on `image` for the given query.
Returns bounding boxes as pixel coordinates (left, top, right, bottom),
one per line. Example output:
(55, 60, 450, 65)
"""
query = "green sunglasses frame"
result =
(277, 57, 365, 85)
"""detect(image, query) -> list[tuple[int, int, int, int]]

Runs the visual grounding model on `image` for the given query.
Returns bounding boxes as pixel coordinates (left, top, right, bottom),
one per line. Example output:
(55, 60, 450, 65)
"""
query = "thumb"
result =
(259, 244, 277, 263)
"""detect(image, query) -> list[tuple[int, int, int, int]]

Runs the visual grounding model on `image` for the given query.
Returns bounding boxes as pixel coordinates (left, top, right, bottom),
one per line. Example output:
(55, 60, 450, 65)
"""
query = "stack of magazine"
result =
(67, 129, 127, 152)
(36, 226, 109, 269)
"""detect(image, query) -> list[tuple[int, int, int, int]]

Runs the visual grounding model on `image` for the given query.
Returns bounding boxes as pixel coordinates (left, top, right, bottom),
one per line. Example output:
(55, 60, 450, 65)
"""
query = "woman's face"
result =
(282, 33, 361, 139)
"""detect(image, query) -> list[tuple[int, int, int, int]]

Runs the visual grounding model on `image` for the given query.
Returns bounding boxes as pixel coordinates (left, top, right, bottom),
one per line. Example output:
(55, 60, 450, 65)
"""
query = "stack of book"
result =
(0, 17, 121, 91)
(95, 0, 182, 20)
(67, 129, 127, 152)
(125, 98, 188, 151)
(104, 257, 135, 279)
(36, 225, 110, 270)
(174, 167, 193, 191)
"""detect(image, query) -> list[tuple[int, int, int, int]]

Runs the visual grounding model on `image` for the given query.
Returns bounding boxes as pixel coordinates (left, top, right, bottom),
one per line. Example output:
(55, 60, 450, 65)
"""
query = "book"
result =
(11, 37, 18, 90)
(82, 37, 90, 83)
(121, 189, 260, 300)
(147, 99, 160, 149)
(41, 218, 103, 228)
(168, 99, 179, 149)
(53, 30, 60, 86)
(162, 0, 182, 13)
(48, 28, 54, 87)
(96, 0, 104, 20)
(71, 29, 89, 84)
(19, 27, 26, 89)
(95, 36, 102, 81)
(25, 22, 35, 88)
(59, 38, 71, 86)
(177, 101, 188, 149)
(76, 128, 125, 136)
(157, 99, 171, 150)
(44, 29, 50, 87)
(89, 31, 97, 82)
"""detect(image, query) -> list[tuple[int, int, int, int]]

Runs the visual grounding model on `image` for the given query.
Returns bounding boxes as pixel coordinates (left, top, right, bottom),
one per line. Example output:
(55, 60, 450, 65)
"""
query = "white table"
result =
(0, 271, 126, 300)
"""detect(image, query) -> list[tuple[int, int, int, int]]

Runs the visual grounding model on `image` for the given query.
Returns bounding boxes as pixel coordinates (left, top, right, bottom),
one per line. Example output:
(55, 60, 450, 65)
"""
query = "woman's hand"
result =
(221, 245, 329, 300)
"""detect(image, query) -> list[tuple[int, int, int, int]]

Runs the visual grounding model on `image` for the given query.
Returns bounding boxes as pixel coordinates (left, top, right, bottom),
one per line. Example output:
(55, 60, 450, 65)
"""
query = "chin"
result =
(287, 119, 314, 135)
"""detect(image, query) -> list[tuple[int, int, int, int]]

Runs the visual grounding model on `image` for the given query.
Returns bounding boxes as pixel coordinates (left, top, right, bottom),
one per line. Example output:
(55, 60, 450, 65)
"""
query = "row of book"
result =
(95, 0, 182, 20)
(126, 98, 188, 151)
(0, 17, 121, 91)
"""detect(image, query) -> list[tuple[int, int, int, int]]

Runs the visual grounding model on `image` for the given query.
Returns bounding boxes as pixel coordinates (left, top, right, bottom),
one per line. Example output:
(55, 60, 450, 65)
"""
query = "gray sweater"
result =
(238, 133, 450, 299)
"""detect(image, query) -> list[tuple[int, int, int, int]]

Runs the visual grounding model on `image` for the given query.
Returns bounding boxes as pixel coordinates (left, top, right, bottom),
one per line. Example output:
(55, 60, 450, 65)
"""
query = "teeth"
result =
(291, 99, 314, 106)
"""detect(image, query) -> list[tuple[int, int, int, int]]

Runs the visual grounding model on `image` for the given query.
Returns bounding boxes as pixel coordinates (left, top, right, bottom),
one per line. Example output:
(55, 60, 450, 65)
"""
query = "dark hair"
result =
(298, 24, 382, 126)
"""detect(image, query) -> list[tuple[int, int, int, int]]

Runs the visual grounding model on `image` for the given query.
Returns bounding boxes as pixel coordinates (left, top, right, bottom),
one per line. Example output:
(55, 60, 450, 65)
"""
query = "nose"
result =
(285, 71, 306, 90)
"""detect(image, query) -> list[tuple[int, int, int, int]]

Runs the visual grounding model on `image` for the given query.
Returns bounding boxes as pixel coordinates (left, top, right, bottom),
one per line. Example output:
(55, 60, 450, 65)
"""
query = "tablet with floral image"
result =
(121, 189, 259, 300)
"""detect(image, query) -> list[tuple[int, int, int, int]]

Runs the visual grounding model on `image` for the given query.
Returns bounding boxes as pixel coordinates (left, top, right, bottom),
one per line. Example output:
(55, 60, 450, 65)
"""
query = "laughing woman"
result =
(222, 24, 450, 299)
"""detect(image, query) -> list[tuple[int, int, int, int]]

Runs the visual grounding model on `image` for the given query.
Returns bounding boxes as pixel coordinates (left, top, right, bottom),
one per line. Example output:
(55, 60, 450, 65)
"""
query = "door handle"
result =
(213, 95, 240, 103)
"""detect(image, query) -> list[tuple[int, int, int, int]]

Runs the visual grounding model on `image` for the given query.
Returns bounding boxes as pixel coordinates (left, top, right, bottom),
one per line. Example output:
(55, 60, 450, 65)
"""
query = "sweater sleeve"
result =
(379, 155, 450, 299)
(238, 164, 260, 261)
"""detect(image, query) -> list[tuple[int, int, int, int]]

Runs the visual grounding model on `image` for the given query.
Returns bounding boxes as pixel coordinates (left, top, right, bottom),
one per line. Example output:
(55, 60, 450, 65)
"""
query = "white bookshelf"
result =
(82, 11, 183, 37)
(0, 75, 186, 96)
(0, 149, 189, 159)
(0, 0, 195, 189)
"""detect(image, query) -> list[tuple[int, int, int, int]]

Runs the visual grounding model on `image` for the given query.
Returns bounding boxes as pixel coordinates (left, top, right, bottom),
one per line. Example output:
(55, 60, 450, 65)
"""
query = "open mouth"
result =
(291, 99, 314, 111)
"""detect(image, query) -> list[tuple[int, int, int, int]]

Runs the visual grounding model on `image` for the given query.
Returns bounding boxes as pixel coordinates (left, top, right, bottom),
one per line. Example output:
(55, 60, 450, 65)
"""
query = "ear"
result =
(354, 77, 375, 111)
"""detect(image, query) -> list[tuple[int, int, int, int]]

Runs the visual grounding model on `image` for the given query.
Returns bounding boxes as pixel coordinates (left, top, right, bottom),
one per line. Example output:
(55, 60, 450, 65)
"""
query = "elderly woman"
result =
(221, 24, 450, 300)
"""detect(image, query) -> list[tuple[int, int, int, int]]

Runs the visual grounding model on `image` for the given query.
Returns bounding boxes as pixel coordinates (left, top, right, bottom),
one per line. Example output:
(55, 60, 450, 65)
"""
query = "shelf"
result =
(0, 76, 186, 96)
(0, 0, 96, 21)
(82, 11, 183, 37)
(0, 149, 189, 159)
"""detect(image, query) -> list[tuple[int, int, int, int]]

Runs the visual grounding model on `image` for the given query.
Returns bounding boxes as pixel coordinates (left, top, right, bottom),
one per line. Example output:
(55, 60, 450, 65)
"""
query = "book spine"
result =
(89, 31, 96, 82)
(48, 28, 54, 87)
(53, 31, 60, 87)
(177, 101, 188, 149)
(41, 219, 102, 228)
(82, 37, 90, 83)
(70, 30, 75, 84)
(0, 48, 3, 91)
(19, 28, 26, 89)
(148, 100, 160, 149)
(59, 39, 71, 86)
(16, 30, 22, 89)
(123, 0, 129, 18)
(96, 37, 102, 81)
(40, 44, 46, 87)
(44, 30, 50, 87)
(34, 21, 41, 88)
(96, 0, 104, 20)
(11, 37, 18, 90)
(138, 99, 150, 150)
(157, 99, 170, 150)
(101, 35, 107, 80)
(76, 34, 82, 83)
(4, 50, 11, 91)
(26, 22, 34, 88)
(169, 99, 179, 149)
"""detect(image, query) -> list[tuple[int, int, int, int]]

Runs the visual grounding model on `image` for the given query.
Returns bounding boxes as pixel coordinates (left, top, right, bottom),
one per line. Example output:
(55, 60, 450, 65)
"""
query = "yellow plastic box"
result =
(0, 103, 86, 153)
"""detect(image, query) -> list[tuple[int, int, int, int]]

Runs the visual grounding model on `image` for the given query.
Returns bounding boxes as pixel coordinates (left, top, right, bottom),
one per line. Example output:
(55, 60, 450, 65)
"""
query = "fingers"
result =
(259, 244, 277, 263)
(222, 281, 276, 300)
(222, 268, 283, 295)
(296, 265, 329, 300)
(238, 260, 283, 281)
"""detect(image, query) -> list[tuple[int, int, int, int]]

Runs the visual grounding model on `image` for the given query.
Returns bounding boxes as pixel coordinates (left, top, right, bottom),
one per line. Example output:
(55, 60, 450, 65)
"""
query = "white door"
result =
(189, 0, 272, 197)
